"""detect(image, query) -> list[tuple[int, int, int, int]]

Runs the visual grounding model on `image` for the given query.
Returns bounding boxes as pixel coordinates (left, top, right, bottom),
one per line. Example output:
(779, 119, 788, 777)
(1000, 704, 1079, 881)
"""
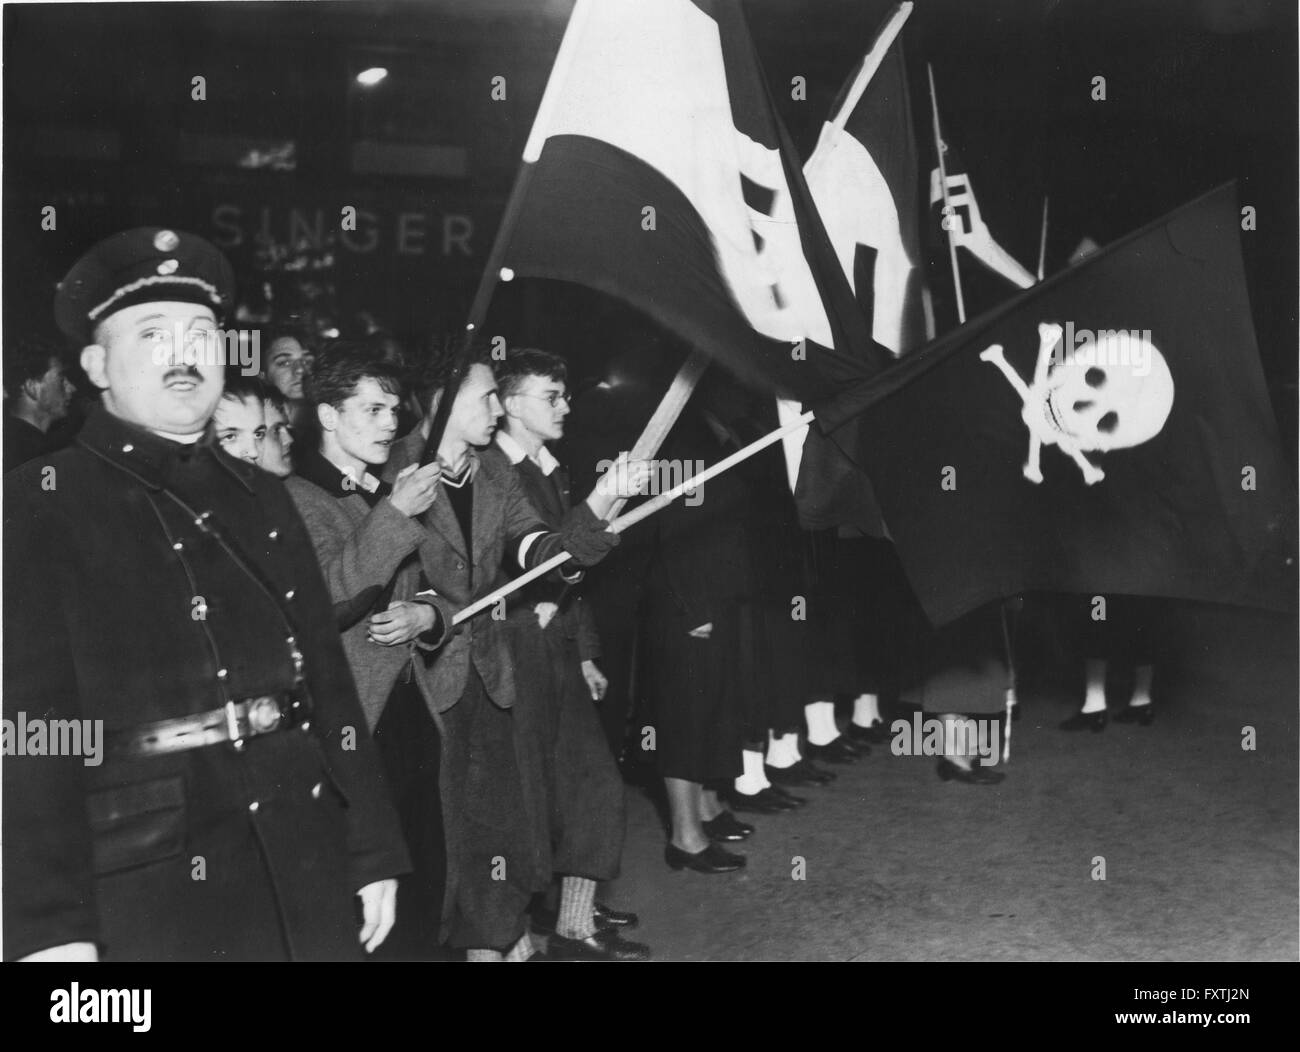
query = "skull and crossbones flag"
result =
(503, 0, 893, 409)
(824, 183, 1294, 625)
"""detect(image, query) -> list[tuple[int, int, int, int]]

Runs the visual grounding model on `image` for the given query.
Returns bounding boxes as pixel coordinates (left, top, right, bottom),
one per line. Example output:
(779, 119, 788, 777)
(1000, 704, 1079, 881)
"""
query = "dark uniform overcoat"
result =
(2, 409, 410, 961)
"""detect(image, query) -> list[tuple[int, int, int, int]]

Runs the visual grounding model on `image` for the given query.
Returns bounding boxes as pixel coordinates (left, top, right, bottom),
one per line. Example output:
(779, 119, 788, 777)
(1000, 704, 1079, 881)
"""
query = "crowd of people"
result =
(3, 227, 1161, 962)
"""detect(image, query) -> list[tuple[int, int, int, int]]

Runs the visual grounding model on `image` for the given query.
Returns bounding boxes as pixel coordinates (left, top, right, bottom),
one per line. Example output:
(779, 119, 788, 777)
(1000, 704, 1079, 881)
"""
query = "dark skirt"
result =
(734, 599, 811, 740)
(902, 605, 1010, 716)
(1061, 594, 1160, 665)
(806, 535, 914, 696)
(641, 607, 744, 783)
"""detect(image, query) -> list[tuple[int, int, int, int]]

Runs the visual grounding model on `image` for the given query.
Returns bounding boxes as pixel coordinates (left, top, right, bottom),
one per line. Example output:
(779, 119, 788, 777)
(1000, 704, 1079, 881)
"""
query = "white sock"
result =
(1081, 661, 1106, 714)
(467, 948, 503, 962)
(765, 730, 800, 768)
(734, 749, 770, 794)
(1130, 665, 1153, 707)
(505, 932, 536, 962)
(941, 713, 973, 768)
(805, 700, 840, 746)
(851, 693, 882, 728)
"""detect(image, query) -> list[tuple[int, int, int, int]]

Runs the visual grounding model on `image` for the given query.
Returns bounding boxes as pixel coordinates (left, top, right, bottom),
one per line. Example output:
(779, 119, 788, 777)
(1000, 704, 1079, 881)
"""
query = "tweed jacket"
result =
(284, 454, 454, 732)
(384, 430, 596, 713)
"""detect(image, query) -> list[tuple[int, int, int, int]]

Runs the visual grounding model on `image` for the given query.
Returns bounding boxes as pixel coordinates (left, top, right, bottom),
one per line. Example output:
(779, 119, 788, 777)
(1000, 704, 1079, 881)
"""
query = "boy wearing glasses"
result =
(487, 348, 649, 962)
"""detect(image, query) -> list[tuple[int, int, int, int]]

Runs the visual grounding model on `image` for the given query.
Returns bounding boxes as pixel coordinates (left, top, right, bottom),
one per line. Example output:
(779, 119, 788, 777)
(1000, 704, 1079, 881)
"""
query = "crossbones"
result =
(979, 322, 1174, 486)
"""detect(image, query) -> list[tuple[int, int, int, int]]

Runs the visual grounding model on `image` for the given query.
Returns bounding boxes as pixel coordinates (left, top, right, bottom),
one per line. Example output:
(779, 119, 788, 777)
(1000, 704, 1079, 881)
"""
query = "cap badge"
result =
(153, 230, 180, 252)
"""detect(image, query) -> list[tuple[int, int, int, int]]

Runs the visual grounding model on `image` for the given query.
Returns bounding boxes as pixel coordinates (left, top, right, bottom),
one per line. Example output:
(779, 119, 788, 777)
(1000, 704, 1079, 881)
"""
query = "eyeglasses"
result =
(517, 392, 571, 408)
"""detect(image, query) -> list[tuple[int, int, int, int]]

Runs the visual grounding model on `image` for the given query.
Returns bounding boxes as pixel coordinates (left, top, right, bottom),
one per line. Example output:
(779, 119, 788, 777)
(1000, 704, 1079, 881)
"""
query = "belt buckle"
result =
(224, 699, 244, 749)
(246, 695, 283, 736)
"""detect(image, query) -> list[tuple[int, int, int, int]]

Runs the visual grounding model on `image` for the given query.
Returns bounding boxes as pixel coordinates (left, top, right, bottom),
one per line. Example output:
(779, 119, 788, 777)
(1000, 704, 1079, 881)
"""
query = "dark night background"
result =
(3, 0, 1296, 447)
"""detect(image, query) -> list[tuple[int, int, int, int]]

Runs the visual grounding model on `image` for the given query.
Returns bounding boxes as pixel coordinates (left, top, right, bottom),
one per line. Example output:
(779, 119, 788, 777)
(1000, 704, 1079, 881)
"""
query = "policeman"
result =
(2, 228, 410, 961)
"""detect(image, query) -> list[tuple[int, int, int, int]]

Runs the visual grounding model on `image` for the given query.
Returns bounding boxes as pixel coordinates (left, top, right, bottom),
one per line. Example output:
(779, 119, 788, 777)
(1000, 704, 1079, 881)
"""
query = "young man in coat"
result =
(487, 348, 650, 962)
(384, 348, 639, 961)
(284, 342, 451, 959)
(3, 228, 409, 962)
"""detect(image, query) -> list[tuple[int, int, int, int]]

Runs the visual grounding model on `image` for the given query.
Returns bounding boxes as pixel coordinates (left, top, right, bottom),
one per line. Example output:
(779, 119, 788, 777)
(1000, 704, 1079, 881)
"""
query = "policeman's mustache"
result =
(163, 365, 204, 385)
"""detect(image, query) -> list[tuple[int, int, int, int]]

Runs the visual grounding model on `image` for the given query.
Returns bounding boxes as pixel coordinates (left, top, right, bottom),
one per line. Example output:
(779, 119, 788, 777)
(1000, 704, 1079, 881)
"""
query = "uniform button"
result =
(172, 541, 184, 551)
(122, 443, 134, 454)
(300, 720, 312, 733)
(456, 560, 465, 570)
(216, 668, 229, 680)
(311, 783, 323, 800)
(269, 529, 279, 541)
(285, 589, 295, 600)
(194, 511, 211, 526)
(248, 801, 260, 813)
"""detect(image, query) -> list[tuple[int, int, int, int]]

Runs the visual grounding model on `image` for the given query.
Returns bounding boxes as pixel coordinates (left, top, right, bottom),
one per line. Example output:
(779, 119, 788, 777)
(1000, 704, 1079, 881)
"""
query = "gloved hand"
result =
(557, 502, 621, 567)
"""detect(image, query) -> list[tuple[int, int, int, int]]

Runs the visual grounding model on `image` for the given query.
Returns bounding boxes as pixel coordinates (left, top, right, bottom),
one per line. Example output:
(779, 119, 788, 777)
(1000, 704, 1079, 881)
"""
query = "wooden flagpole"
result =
(419, 0, 595, 466)
(1000, 600, 1017, 762)
(1037, 196, 1049, 282)
(599, 347, 710, 522)
(827, 3, 913, 136)
(928, 62, 966, 325)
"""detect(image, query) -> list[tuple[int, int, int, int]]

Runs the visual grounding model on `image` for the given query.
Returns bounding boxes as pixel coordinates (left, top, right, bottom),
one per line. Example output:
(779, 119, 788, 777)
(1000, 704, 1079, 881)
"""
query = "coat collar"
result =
(295, 444, 387, 503)
(494, 429, 560, 476)
(76, 406, 256, 493)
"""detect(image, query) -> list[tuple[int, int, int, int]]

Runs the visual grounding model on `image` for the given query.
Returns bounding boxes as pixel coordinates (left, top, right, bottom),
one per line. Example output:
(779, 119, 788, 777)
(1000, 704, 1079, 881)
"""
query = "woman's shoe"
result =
(804, 737, 862, 764)
(765, 759, 836, 786)
(846, 720, 890, 745)
(665, 842, 747, 873)
(1112, 704, 1154, 726)
(936, 757, 1005, 785)
(701, 810, 755, 842)
(1058, 709, 1107, 732)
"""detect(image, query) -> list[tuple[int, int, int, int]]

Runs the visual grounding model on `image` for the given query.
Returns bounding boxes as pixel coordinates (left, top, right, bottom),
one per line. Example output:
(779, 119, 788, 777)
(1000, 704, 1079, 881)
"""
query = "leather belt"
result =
(107, 690, 311, 760)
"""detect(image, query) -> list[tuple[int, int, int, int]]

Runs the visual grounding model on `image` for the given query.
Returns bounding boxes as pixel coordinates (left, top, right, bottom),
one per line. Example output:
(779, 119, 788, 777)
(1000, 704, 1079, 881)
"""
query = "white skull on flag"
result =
(980, 323, 1175, 485)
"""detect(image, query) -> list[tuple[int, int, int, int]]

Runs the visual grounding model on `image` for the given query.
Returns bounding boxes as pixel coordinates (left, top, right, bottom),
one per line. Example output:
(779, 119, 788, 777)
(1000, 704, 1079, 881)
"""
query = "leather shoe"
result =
(548, 928, 652, 962)
(845, 720, 890, 745)
(1112, 704, 1154, 726)
(702, 810, 754, 842)
(765, 759, 836, 786)
(766, 783, 808, 808)
(727, 787, 796, 814)
(665, 842, 746, 873)
(594, 902, 639, 929)
(1059, 710, 1107, 732)
(531, 900, 638, 936)
(804, 736, 863, 763)
(936, 757, 1005, 785)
